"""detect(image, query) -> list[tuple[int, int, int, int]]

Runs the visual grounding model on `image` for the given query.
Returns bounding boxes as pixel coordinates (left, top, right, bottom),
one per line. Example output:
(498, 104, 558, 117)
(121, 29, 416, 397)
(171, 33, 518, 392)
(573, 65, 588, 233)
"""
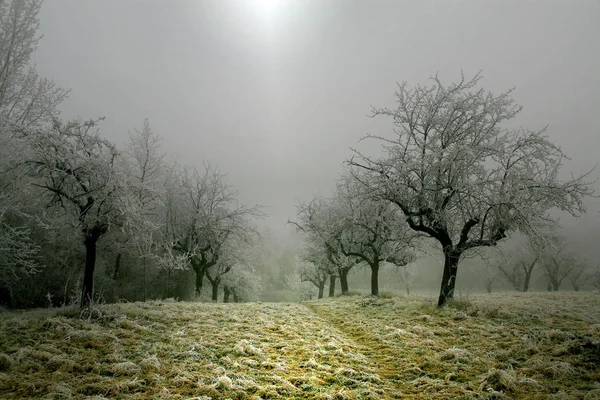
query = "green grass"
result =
(0, 292, 599, 399)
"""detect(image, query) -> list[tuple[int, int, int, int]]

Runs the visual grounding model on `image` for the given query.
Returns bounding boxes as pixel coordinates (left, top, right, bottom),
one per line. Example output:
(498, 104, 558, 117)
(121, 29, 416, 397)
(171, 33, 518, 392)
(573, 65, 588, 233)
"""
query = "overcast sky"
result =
(32, 0, 600, 234)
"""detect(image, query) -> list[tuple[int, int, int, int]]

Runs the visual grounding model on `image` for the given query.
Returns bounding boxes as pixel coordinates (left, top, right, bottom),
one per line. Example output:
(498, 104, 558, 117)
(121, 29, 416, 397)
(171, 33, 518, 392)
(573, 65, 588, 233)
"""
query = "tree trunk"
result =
(339, 269, 350, 294)
(211, 280, 219, 302)
(81, 233, 99, 308)
(522, 260, 536, 292)
(522, 270, 532, 292)
(317, 281, 325, 299)
(437, 251, 460, 306)
(142, 256, 147, 302)
(193, 263, 204, 297)
(232, 288, 240, 303)
(113, 253, 121, 280)
(223, 285, 230, 303)
(328, 275, 337, 297)
(370, 261, 380, 296)
(486, 281, 492, 294)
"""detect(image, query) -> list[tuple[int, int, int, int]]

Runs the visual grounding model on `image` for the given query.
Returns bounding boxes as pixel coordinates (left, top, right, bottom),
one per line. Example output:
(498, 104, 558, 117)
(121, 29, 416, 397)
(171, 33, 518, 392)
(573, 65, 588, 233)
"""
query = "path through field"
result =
(1, 293, 599, 399)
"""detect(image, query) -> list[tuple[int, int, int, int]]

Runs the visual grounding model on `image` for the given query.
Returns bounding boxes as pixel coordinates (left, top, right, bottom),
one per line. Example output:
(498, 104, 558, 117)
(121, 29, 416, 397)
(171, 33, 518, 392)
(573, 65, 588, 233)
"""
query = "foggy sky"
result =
(32, 0, 600, 235)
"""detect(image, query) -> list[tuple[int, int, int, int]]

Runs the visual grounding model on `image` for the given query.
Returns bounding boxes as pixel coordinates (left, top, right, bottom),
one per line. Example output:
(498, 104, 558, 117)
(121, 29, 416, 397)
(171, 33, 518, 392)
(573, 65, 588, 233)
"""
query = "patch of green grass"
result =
(0, 292, 599, 399)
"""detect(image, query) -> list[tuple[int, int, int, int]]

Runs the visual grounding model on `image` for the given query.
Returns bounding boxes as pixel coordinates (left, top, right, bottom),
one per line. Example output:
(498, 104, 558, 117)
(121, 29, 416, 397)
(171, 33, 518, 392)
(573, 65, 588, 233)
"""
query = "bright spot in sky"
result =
(246, 0, 284, 20)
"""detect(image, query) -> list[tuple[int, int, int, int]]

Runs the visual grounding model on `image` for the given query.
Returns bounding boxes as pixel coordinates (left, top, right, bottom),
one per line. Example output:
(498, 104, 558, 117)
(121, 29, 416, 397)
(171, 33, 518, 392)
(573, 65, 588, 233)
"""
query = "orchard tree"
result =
(392, 262, 417, 295)
(350, 72, 594, 306)
(332, 174, 415, 296)
(25, 118, 124, 307)
(498, 235, 543, 292)
(290, 196, 360, 295)
(296, 255, 329, 299)
(164, 163, 262, 297)
(222, 263, 262, 303)
(541, 236, 581, 291)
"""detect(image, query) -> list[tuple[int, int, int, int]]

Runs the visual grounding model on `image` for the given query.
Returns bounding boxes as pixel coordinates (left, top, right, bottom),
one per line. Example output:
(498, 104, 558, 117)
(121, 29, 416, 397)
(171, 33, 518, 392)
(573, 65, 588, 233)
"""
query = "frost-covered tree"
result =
(121, 119, 165, 301)
(24, 118, 124, 307)
(350, 72, 594, 306)
(164, 163, 262, 297)
(540, 236, 581, 292)
(332, 174, 415, 296)
(290, 196, 359, 295)
(0, 0, 68, 131)
(392, 262, 417, 295)
(296, 255, 329, 299)
(590, 267, 600, 291)
(0, 211, 41, 305)
(498, 236, 543, 292)
(222, 263, 262, 303)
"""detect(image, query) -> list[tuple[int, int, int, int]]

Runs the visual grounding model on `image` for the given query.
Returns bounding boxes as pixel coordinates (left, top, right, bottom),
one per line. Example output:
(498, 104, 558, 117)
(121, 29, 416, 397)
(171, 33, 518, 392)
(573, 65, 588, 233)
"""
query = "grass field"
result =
(0, 292, 599, 399)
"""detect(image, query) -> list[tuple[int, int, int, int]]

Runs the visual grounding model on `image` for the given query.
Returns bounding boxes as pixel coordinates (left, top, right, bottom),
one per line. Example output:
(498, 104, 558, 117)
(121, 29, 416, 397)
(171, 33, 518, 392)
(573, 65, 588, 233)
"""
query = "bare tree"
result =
(498, 236, 543, 292)
(567, 263, 586, 292)
(25, 118, 123, 307)
(590, 267, 600, 291)
(164, 163, 263, 297)
(0, 211, 41, 305)
(292, 173, 414, 297)
(350, 72, 594, 306)
(541, 236, 581, 292)
(290, 196, 359, 295)
(121, 119, 165, 301)
(392, 262, 417, 295)
(296, 254, 330, 299)
(0, 0, 68, 131)
(332, 174, 415, 296)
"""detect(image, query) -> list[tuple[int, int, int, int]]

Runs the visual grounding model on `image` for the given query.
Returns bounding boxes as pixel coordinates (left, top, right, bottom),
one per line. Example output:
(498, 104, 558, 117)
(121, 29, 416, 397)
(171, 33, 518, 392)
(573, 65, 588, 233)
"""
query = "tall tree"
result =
(350, 72, 594, 305)
(121, 119, 165, 301)
(24, 118, 124, 307)
(0, 0, 68, 131)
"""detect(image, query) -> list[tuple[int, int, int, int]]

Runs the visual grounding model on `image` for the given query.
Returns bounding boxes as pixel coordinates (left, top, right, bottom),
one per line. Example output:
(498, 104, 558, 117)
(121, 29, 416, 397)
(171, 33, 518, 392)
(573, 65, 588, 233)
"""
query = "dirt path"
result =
(305, 302, 408, 389)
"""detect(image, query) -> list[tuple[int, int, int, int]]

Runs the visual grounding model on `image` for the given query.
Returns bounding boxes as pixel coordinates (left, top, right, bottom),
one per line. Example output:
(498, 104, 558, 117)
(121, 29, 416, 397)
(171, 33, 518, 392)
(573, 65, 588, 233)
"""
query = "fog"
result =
(26, 0, 600, 295)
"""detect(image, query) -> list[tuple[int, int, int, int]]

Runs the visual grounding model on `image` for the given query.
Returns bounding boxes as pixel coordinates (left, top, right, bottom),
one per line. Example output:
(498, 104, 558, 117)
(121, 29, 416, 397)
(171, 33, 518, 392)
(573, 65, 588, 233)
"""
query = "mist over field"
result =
(0, 0, 599, 398)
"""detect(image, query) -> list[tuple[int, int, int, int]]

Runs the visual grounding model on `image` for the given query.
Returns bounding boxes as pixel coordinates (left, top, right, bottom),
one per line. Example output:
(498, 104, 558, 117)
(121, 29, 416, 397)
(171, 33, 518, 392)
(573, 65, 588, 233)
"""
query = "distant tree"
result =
(290, 197, 359, 295)
(282, 268, 315, 301)
(24, 118, 124, 307)
(163, 163, 262, 297)
(121, 119, 165, 301)
(350, 72, 594, 305)
(392, 262, 417, 295)
(296, 255, 329, 299)
(222, 263, 262, 303)
(155, 240, 190, 298)
(567, 263, 586, 292)
(498, 236, 543, 292)
(590, 267, 600, 291)
(332, 174, 415, 296)
(541, 236, 580, 292)
(292, 173, 414, 297)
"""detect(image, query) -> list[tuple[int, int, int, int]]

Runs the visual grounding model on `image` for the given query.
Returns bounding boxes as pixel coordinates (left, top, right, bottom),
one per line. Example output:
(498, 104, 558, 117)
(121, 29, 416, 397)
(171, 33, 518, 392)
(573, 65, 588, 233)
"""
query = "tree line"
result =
(1, 0, 597, 309)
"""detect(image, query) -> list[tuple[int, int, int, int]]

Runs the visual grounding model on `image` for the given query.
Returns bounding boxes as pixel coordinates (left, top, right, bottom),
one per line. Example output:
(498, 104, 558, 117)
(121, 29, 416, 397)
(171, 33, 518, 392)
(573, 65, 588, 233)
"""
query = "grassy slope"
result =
(0, 292, 598, 399)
